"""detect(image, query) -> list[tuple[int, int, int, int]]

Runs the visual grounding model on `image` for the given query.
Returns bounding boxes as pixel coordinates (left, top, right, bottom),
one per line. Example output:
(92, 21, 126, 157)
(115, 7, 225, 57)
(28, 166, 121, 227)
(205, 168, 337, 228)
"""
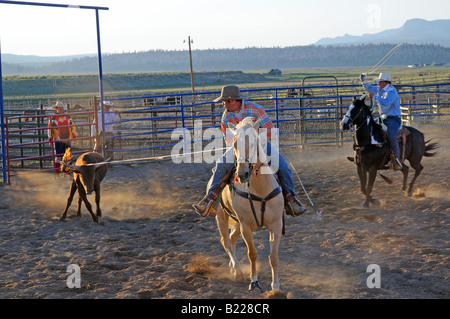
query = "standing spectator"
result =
(92, 100, 121, 160)
(48, 101, 77, 173)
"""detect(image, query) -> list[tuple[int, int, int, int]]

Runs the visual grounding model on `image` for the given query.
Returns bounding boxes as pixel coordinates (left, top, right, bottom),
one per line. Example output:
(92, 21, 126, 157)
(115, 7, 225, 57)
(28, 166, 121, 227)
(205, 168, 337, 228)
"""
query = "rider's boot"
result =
(347, 156, 355, 162)
(284, 192, 307, 217)
(192, 191, 218, 218)
(390, 153, 402, 171)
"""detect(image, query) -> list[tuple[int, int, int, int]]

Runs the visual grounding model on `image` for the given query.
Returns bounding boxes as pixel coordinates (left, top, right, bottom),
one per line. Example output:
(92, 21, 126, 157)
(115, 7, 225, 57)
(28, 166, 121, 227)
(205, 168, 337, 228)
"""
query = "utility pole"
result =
(187, 36, 195, 100)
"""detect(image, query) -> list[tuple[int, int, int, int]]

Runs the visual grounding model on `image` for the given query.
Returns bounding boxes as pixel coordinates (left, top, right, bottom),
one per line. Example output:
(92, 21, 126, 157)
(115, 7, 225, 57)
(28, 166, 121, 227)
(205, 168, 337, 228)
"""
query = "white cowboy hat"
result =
(373, 73, 392, 82)
(52, 101, 67, 110)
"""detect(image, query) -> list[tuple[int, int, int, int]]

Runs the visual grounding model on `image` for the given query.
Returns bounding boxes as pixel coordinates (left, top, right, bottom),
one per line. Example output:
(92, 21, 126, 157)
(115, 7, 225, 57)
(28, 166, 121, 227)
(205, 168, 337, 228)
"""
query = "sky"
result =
(0, 0, 449, 57)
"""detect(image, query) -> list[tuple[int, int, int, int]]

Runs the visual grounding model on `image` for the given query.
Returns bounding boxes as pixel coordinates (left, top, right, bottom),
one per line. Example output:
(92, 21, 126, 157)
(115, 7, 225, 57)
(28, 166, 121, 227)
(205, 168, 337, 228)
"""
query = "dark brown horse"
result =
(340, 96, 438, 208)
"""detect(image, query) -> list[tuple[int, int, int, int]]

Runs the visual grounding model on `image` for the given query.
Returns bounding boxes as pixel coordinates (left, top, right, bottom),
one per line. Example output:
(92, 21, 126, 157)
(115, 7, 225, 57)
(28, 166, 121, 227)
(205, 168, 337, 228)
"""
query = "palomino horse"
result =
(340, 96, 438, 208)
(214, 117, 284, 292)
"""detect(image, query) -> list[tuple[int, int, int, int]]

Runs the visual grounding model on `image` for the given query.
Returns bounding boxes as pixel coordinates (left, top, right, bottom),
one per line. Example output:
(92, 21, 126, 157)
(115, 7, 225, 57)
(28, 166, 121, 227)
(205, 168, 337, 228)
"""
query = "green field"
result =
(2, 66, 449, 102)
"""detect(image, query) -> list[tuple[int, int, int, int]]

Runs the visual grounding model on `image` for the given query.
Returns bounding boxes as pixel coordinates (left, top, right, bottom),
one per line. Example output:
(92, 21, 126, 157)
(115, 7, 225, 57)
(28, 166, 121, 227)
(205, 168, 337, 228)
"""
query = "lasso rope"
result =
(93, 143, 323, 218)
(279, 149, 323, 219)
(365, 43, 403, 75)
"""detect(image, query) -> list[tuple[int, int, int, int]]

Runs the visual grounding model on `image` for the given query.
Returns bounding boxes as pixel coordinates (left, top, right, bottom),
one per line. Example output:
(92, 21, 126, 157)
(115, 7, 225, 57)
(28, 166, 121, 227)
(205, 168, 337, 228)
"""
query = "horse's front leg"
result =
(364, 168, 378, 208)
(229, 223, 241, 269)
(268, 221, 282, 290)
(216, 207, 243, 279)
(357, 164, 367, 197)
(241, 224, 262, 292)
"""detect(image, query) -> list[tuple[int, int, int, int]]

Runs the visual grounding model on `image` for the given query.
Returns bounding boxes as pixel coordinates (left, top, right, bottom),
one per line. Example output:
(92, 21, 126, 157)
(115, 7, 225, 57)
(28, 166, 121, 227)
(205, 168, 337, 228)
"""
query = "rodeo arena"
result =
(0, 2, 449, 303)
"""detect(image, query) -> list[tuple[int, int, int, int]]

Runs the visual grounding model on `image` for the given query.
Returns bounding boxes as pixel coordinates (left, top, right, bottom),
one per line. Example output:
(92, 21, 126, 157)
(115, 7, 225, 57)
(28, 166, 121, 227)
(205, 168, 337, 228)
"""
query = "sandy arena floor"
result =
(0, 128, 448, 299)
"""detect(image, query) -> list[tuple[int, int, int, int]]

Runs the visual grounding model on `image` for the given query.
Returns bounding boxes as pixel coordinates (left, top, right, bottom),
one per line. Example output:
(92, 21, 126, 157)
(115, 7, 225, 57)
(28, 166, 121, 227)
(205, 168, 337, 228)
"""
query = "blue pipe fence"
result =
(2, 81, 450, 184)
(102, 81, 450, 163)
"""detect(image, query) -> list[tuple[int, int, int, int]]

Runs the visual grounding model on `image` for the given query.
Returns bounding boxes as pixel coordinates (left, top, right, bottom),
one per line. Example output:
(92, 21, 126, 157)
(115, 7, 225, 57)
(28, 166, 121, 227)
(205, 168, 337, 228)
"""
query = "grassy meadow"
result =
(2, 66, 449, 102)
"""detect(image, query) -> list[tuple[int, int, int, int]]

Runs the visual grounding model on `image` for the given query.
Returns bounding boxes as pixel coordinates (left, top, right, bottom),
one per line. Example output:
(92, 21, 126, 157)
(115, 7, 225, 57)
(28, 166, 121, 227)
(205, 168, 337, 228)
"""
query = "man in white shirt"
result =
(362, 73, 402, 171)
(92, 101, 121, 159)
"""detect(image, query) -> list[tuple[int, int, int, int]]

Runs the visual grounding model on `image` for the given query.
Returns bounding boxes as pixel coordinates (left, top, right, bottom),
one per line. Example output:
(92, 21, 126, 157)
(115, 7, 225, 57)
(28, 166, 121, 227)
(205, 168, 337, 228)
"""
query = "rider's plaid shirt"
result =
(221, 100, 274, 146)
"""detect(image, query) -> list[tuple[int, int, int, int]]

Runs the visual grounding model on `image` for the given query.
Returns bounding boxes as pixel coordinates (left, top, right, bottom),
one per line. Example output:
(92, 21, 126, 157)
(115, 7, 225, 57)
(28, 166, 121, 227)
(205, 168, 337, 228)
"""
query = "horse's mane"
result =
(367, 106, 386, 143)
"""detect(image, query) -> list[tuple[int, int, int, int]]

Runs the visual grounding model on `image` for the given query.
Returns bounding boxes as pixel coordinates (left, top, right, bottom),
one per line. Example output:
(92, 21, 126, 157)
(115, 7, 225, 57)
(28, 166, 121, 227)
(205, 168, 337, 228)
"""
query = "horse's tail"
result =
(424, 139, 439, 157)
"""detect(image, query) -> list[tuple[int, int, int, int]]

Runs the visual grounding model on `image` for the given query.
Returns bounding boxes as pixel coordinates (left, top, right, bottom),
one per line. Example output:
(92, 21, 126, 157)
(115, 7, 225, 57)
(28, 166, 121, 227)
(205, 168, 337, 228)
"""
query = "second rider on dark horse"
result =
(348, 73, 403, 171)
(341, 74, 438, 208)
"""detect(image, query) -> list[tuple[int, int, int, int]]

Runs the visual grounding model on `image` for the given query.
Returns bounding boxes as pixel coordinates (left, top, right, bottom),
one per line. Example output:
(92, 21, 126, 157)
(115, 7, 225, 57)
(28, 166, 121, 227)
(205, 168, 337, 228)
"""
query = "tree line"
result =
(2, 43, 449, 75)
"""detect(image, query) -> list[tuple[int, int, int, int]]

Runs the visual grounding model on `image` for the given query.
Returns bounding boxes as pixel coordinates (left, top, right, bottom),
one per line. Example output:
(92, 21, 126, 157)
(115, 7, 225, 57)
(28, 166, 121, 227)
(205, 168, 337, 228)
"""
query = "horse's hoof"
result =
(362, 203, 369, 209)
(248, 281, 264, 293)
(370, 197, 380, 206)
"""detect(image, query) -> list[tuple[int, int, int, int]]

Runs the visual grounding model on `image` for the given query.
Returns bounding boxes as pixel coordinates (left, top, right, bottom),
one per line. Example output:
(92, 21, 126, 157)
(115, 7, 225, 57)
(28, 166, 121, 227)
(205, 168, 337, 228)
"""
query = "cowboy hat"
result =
(373, 73, 392, 82)
(213, 85, 246, 102)
(52, 101, 67, 110)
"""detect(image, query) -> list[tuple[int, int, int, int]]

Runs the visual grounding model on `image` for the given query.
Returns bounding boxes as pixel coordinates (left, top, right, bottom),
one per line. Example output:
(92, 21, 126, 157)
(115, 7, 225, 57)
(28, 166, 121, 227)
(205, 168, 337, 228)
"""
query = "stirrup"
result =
(393, 160, 402, 171)
(192, 198, 216, 217)
(390, 154, 402, 171)
(285, 197, 307, 217)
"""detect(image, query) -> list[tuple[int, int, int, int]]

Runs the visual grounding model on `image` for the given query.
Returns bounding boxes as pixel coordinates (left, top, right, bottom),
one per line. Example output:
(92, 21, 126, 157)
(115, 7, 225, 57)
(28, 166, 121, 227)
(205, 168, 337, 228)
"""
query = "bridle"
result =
(233, 133, 258, 182)
(345, 104, 368, 131)
(236, 156, 254, 179)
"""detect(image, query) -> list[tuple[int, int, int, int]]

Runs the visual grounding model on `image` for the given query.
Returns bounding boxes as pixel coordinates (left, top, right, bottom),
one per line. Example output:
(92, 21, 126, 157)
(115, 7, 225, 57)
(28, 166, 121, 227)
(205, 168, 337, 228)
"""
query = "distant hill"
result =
(316, 19, 450, 47)
(2, 53, 96, 65)
(2, 43, 450, 75)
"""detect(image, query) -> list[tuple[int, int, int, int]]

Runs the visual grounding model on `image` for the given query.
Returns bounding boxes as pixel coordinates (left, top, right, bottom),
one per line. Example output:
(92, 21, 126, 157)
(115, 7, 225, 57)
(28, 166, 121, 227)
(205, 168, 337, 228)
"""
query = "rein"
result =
(231, 182, 282, 229)
(220, 163, 282, 229)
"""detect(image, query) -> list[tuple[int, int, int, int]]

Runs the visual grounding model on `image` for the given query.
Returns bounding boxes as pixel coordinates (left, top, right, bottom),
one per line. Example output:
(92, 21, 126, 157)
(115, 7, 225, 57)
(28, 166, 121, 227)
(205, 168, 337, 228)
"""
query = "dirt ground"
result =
(0, 127, 448, 299)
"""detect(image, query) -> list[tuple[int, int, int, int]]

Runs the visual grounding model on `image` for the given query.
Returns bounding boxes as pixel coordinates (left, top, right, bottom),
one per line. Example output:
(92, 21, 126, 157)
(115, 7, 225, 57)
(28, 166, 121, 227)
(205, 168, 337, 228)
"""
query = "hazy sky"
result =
(0, 0, 449, 56)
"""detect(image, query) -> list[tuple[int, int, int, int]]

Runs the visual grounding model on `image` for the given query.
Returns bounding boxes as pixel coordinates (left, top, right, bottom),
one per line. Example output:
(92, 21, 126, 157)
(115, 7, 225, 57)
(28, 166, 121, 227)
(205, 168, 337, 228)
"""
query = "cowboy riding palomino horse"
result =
(340, 96, 438, 208)
(214, 117, 285, 292)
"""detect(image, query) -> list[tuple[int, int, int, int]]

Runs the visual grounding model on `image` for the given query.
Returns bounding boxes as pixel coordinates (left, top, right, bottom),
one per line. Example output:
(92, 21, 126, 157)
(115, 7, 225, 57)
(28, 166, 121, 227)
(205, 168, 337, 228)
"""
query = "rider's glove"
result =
(360, 73, 366, 82)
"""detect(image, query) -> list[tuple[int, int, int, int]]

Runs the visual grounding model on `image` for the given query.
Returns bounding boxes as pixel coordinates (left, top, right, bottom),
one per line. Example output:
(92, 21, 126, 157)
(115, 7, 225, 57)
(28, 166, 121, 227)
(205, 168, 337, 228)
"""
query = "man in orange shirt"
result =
(48, 101, 77, 172)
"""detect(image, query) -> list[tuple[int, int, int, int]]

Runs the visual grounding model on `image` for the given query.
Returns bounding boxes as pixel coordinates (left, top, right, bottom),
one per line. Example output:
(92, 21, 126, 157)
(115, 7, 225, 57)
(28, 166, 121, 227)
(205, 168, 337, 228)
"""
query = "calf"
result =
(59, 148, 110, 222)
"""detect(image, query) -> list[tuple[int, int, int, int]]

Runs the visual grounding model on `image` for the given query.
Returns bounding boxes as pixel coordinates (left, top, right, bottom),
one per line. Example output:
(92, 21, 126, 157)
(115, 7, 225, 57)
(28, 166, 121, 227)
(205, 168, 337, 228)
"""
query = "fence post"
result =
(5, 120, 10, 184)
(299, 96, 305, 148)
(275, 89, 280, 129)
(339, 96, 344, 147)
(0, 41, 6, 184)
(435, 85, 440, 114)
(93, 95, 100, 154)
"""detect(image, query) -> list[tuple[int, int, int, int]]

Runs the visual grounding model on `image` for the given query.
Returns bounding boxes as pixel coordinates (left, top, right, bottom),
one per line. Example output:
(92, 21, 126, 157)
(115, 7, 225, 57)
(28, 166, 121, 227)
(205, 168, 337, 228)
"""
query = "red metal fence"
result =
(5, 110, 95, 185)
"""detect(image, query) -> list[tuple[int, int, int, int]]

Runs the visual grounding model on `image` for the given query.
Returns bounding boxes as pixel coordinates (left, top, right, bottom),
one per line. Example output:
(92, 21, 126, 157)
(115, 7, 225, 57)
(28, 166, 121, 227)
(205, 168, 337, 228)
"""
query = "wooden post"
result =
(188, 36, 195, 99)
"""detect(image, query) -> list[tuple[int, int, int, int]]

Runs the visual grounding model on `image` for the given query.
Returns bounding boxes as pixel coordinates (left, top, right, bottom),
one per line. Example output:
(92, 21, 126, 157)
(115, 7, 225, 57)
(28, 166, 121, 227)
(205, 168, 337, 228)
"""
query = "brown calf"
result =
(60, 148, 109, 222)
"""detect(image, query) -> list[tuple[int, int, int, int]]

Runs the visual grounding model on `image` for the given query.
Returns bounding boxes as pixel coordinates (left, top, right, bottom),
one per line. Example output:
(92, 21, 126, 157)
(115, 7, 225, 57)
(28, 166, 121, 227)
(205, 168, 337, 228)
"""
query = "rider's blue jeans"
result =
(383, 116, 401, 159)
(207, 142, 297, 197)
